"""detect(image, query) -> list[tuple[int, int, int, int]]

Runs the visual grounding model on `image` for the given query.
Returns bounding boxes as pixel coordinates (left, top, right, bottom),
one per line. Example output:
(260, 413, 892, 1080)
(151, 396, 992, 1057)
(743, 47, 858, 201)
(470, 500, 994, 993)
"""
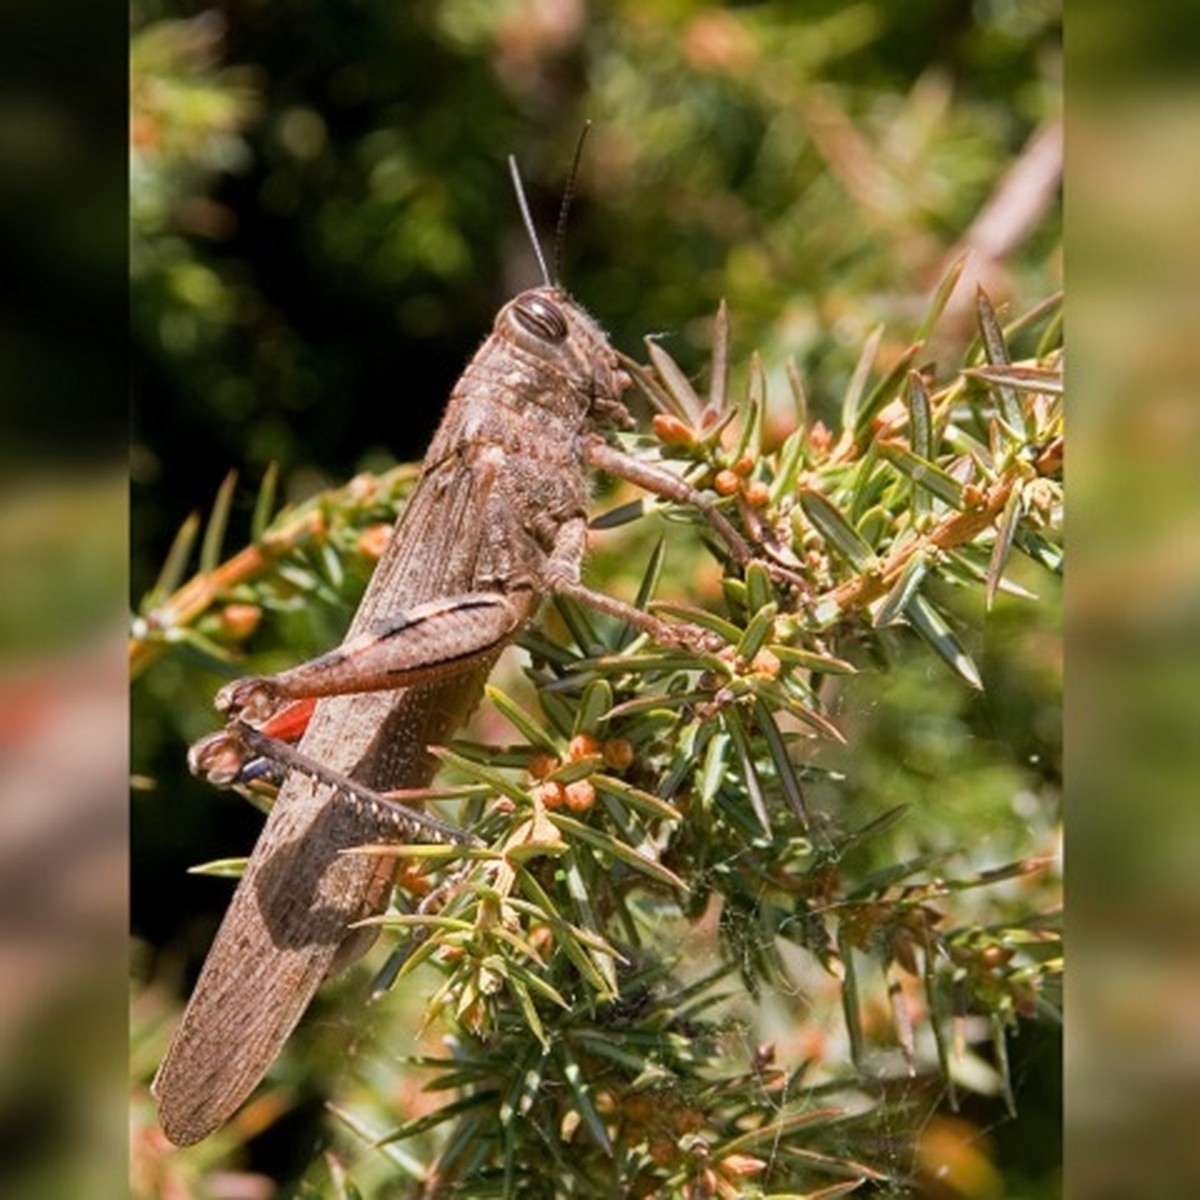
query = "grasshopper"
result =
(152, 158, 762, 1146)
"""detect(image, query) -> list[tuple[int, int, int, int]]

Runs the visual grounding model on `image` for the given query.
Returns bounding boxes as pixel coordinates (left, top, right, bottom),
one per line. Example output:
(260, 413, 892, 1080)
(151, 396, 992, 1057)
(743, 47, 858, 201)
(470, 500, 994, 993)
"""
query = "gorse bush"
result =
(132, 277, 1061, 1196)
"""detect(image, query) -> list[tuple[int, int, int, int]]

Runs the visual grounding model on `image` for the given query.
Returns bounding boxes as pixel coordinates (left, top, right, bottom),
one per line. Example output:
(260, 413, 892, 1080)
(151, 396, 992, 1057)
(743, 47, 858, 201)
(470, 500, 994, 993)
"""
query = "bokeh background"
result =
(128, 2, 1064, 1196)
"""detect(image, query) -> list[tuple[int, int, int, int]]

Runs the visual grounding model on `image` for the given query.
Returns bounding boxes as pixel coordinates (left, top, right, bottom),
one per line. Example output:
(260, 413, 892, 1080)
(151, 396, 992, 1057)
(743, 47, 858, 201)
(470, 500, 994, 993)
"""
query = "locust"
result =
(152, 157, 764, 1146)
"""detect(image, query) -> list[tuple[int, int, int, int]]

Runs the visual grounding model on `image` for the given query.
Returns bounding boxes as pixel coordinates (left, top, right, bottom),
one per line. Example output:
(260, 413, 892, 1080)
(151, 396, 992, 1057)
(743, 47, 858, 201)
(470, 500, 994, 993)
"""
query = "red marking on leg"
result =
(262, 697, 317, 744)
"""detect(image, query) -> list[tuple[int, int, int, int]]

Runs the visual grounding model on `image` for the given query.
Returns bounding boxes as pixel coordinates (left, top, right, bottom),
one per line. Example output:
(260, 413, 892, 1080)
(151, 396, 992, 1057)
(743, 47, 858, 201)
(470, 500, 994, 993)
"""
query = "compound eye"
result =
(511, 294, 569, 343)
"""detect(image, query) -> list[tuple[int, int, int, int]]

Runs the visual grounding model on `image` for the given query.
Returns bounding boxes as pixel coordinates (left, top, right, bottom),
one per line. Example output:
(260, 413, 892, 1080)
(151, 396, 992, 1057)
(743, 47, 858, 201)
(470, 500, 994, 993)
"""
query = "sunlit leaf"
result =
(800, 490, 875, 570)
(904, 592, 983, 689)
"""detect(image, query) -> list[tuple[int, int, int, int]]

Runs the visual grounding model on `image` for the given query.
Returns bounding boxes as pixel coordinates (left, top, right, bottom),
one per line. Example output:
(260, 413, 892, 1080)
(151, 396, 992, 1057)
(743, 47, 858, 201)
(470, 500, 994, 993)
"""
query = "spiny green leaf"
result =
(770, 425, 808, 506)
(1013, 525, 1063, 573)
(649, 599, 741, 644)
(848, 443, 883, 526)
(603, 689, 710, 720)
(558, 1040, 614, 1154)
(186, 856, 248, 878)
(199, 470, 237, 575)
(593, 773, 682, 822)
(941, 545, 1038, 599)
(388, 924, 451, 986)
(700, 728, 732, 804)
(724, 707, 772, 836)
(855, 503, 892, 549)
(647, 339, 704, 424)
(512, 875, 618, 995)
(993, 1010, 1017, 1116)
(518, 627, 580, 670)
(374, 1089, 496, 1146)
(661, 718, 714, 800)
(925, 942, 957, 1111)
(854, 340, 922, 438)
(486, 685, 560, 753)
(172, 624, 241, 667)
(786, 356, 809, 429)
(633, 538, 667, 612)
(498, 1048, 545, 1126)
(906, 371, 934, 460)
(878, 442, 966, 510)
(872, 552, 929, 629)
(1004, 288, 1063, 344)
(360, 912, 475, 934)
(841, 803, 912, 851)
(553, 593, 606, 654)
(752, 696, 809, 826)
(964, 363, 1063, 395)
(800, 490, 875, 570)
(326, 1104, 426, 1177)
(508, 959, 569, 1011)
(342, 840, 482, 861)
(541, 757, 600, 791)
(1036, 304, 1065, 359)
(837, 927, 865, 1070)
(707, 298, 730, 416)
(561, 853, 605, 958)
(250, 462, 279, 543)
(732, 351, 766, 464)
(770, 644, 857, 675)
(618, 349, 678, 418)
(744, 559, 774, 614)
(548, 813, 688, 891)
(574, 678, 613, 736)
(906, 371, 935, 520)
(566, 1031, 652, 1074)
(737, 602, 778, 662)
(430, 746, 528, 803)
(845, 850, 950, 899)
(579, 650, 718, 677)
(538, 688, 579, 740)
(144, 510, 200, 614)
(840, 323, 884, 435)
(905, 592, 983, 689)
(976, 287, 1025, 434)
(317, 537, 345, 590)
(589, 498, 649, 530)
(942, 856, 1054, 891)
(916, 251, 968, 342)
(986, 483, 1025, 610)
(716, 1105, 863, 1156)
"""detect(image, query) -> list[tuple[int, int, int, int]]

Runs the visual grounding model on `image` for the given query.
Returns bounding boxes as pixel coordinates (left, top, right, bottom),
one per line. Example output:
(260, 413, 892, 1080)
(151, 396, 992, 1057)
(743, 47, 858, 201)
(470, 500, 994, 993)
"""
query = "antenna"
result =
(507, 155, 553, 288)
(553, 120, 591, 284)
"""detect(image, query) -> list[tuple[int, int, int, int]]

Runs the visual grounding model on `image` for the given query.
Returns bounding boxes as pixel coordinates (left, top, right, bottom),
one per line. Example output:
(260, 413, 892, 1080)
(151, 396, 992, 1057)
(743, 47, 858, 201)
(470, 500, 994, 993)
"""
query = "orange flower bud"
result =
(220, 602, 261, 642)
(602, 739, 635, 771)
(533, 781, 565, 810)
(652, 413, 694, 446)
(564, 780, 596, 813)
(568, 733, 600, 760)
(744, 480, 770, 507)
(713, 469, 741, 496)
(397, 862, 432, 896)
(357, 523, 392, 560)
(528, 752, 559, 780)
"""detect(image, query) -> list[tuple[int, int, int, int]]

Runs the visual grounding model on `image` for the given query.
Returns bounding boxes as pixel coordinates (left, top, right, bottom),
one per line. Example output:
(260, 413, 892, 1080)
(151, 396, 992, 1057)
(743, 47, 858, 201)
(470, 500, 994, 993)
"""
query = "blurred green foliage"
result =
(131, 2, 1060, 1197)
(131, 0, 1060, 582)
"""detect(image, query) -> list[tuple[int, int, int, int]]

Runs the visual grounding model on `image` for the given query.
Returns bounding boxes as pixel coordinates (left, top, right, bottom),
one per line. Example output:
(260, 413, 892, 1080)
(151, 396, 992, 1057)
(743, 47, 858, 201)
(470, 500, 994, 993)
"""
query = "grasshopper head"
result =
(498, 286, 633, 428)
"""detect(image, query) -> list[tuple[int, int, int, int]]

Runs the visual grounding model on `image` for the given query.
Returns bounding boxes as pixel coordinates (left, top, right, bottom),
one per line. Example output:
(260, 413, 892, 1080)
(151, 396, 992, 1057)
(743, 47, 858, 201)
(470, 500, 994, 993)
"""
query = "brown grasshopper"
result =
(152, 158, 763, 1146)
